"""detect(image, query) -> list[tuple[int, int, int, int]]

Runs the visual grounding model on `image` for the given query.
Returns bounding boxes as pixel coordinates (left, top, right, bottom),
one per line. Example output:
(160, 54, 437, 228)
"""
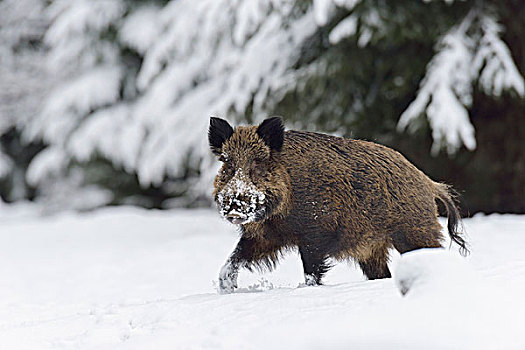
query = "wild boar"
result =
(209, 116, 468, 293)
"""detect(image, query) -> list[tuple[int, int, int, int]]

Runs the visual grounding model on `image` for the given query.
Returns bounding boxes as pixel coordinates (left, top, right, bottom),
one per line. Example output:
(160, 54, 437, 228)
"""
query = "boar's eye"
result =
(253, 157, 266, 166)
(250, 158, 266, 177)
(222, 160, 235, 176)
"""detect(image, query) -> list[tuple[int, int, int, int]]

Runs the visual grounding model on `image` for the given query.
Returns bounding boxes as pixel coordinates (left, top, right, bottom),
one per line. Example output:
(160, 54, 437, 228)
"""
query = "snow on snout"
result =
(217, 168, 265, 224)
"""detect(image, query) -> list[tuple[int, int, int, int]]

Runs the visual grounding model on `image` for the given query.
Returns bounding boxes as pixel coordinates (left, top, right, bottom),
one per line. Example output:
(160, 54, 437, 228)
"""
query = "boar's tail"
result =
(434, 183, 470, 257)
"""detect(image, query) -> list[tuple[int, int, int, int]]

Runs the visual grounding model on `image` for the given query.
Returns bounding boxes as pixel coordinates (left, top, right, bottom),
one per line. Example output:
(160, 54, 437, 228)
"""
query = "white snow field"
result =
(0, 205, 524, 349)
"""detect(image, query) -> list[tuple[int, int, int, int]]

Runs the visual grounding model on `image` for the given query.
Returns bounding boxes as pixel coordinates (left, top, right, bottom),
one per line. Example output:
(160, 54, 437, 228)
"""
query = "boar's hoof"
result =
(218, 262, 238, 294)
(218, 277, 237, 294)
(304, 274, 319, 286)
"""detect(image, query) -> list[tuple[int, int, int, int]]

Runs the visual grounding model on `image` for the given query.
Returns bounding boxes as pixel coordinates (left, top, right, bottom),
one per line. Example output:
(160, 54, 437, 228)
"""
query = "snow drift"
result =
(0, 206, 524, 349)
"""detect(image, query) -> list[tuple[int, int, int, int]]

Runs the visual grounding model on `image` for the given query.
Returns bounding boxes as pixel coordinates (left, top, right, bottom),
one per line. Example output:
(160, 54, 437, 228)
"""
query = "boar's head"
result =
(209, 117, 291, 225)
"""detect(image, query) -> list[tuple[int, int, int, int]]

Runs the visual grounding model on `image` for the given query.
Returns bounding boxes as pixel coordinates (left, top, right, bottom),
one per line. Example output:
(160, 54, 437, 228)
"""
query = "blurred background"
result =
(0, 0, 523, 215)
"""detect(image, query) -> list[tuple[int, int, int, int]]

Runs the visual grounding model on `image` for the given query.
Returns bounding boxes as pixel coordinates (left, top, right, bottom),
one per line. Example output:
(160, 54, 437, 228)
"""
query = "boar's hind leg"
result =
(299, 246, 331, 286)
(357, 244, 391, 280)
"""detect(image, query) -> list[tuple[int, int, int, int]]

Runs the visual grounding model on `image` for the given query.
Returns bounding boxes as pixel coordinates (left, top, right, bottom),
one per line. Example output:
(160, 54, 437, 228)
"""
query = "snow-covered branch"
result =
(398, 14, 476, 154)
(398, 11, 524, 155)
(473, 15, 525, 97)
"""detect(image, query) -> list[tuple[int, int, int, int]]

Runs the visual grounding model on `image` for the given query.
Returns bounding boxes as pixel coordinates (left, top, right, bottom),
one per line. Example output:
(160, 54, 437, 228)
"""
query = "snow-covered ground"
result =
(1, 205, 524, 349)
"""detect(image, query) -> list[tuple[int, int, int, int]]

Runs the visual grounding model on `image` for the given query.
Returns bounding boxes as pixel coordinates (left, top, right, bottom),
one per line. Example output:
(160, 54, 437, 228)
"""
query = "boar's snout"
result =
(225, 212, 247, 225)
(216, 169, 266, 225)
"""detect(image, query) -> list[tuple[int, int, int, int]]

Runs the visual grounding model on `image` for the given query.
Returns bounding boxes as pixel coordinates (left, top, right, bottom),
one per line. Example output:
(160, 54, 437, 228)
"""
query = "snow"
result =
(473, 15, 525, 97)
(44, 1, 122, 71)
(25, 146, 68, 186)
(394, 248, 477, 296)
(334, 0, 362, 9)
(0, 0, 51, 145)
(313, 0, 362, 27)
(68, 104, 144, 173)
(329, 15, 358, 45)
(24, 65, 122, 148)
(45, 1, 123, 43)
(118, 6, 162, 55)
(0, 206, 524, 349)
(232, 1, 271, 46)
(216, 168, 266, 224)
(313, 0, 336, 26)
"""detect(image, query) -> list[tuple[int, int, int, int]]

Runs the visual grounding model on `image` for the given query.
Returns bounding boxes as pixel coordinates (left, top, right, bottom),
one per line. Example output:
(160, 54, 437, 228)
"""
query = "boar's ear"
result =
(208, 117, 234, 155)
(257, 116, 284, 152)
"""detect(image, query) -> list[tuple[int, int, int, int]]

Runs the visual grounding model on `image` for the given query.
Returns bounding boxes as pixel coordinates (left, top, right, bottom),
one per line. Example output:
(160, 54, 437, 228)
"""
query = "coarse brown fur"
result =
(209, 117, 469, 292)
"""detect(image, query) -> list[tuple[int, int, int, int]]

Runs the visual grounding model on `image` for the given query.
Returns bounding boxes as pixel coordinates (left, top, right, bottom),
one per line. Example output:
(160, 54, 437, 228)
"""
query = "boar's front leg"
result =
(218, 236, 258, 293)
(219, 235, 284, 293)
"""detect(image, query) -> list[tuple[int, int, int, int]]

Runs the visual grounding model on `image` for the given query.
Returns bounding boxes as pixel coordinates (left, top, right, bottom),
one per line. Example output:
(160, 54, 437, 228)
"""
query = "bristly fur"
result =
(210, 117, 469, 290)
(243, 246, 295, 273)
